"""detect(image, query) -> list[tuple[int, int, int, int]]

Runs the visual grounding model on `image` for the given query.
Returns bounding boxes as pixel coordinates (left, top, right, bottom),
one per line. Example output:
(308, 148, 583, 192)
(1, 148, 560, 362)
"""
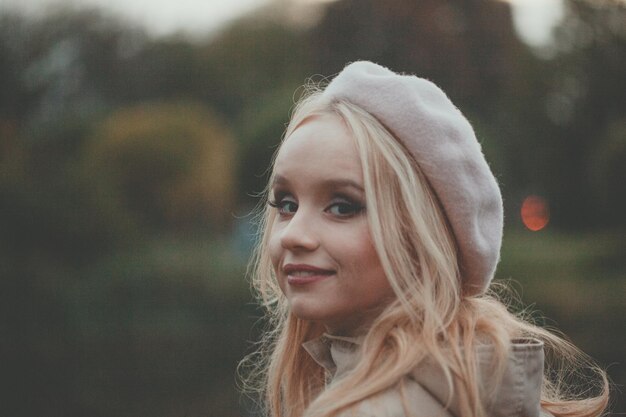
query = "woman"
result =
(240, 61, 608, 417)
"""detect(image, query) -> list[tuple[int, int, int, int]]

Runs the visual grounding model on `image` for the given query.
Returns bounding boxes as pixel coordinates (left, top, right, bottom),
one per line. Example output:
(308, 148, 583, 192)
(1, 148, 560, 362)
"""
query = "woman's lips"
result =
(283, 264, 335, 285)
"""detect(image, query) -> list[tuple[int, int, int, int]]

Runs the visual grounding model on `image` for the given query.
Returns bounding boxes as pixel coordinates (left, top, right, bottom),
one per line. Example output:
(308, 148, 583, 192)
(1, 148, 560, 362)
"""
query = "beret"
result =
(322, 61, 503, 294)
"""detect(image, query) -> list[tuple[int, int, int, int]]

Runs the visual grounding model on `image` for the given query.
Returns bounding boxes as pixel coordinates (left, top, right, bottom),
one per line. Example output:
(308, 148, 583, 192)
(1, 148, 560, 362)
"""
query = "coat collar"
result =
(302, 334, 545, 417)
(302, 333, 363, 380)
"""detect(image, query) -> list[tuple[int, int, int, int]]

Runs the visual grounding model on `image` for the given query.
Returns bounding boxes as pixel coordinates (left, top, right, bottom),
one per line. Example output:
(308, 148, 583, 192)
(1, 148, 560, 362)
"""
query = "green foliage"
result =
(533, 0, 626, 228)
(236, 85, 299, 201)
(497, 230, 626, 382)
(587, 118, 626, 224)
(0, 116, 136, 265)
(83, 101, 237, 232)
(197, 18, 312, 119)
(65, 235, 251, 416)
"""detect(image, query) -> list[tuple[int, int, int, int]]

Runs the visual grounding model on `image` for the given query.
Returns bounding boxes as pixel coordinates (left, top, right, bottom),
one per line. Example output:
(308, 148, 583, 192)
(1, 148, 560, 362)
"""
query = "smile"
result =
(291, 270, 325, 277)
(283, 263, 335, 285)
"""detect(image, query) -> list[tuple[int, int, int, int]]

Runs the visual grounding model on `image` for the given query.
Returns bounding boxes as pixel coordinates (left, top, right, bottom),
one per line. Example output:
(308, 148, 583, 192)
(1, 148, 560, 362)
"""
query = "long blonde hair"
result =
(239, 86, 609, 417)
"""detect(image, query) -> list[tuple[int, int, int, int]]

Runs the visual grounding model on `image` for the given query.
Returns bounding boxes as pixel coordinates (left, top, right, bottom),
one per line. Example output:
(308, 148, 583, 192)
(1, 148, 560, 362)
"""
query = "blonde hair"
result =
(239, 86, 609, 417)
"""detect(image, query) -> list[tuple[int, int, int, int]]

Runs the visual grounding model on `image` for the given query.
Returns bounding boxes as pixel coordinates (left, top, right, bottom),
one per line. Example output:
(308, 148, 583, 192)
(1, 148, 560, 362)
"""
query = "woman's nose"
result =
(280, 209, 320, 251)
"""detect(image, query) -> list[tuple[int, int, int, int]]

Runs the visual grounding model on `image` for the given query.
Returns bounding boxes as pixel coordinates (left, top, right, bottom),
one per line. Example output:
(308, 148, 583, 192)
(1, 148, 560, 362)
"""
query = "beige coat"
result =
(303, 334, 553, 417)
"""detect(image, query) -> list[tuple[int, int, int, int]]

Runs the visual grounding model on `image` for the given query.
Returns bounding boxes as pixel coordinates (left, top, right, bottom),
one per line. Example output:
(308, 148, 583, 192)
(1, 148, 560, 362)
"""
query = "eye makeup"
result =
(325, 192, 365, 216)
(267, 174, 366, 219)
(267, 196, 298, 215)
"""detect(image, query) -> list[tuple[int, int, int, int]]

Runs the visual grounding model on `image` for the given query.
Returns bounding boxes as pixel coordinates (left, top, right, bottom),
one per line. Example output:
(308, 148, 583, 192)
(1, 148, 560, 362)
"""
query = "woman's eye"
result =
(268, 199, 298, 215)
(327, 201, 364, 217)
(279, 201, 298, 214)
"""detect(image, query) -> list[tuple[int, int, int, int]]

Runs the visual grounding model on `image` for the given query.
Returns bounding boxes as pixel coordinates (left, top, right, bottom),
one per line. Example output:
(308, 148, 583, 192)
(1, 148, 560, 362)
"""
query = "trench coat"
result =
(303, 333, 553, 417)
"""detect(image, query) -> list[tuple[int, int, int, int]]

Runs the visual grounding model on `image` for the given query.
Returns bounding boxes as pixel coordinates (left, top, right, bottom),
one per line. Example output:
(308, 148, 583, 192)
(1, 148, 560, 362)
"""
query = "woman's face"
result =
(268, 113, 395, 334)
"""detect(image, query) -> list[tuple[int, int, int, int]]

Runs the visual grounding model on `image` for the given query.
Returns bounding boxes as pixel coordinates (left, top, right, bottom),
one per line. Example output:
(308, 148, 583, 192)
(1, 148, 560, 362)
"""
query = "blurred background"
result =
(0, 0, 624, 415)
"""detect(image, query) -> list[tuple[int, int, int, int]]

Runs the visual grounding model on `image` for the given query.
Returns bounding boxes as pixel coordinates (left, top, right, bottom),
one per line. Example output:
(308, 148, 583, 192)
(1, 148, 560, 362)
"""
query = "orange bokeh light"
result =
(521, 195, 550, 231)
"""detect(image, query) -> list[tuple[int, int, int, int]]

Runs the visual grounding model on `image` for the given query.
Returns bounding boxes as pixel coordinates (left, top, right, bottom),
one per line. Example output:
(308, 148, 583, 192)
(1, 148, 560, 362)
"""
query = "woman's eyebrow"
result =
(272, 174, 364, 192)
(271, 174, 289, 187)
(321, 178, 364, 193)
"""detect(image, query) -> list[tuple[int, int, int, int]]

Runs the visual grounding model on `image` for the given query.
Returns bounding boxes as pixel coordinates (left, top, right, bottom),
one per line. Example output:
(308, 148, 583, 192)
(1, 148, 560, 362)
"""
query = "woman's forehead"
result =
(273, 114, 364, 191)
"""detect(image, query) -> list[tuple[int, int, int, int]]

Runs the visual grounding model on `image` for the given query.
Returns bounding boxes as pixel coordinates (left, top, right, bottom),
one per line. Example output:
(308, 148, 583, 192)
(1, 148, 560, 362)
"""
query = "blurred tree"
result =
(0, 14, 33, 124)
(588, 117, 626, 225)
(120, 36, 201, 102)
(235, 85, 297, 202)
(83, 101, 237, 232)
(310, 0, 528, 109)
(540, 0, 626, 229)
(0, 8, 147, 131)
(197, 17, 311, 120)
(194, 16, 314, 203)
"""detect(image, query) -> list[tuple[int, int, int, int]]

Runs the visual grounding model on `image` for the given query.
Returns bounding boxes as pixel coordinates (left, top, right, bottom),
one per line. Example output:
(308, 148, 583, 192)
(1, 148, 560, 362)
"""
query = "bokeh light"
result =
(521, 195, 550, 231)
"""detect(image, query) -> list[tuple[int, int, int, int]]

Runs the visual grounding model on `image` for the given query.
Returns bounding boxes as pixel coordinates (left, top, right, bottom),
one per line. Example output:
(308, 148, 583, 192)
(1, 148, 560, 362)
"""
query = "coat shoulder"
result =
(335, 377, 455, 417)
